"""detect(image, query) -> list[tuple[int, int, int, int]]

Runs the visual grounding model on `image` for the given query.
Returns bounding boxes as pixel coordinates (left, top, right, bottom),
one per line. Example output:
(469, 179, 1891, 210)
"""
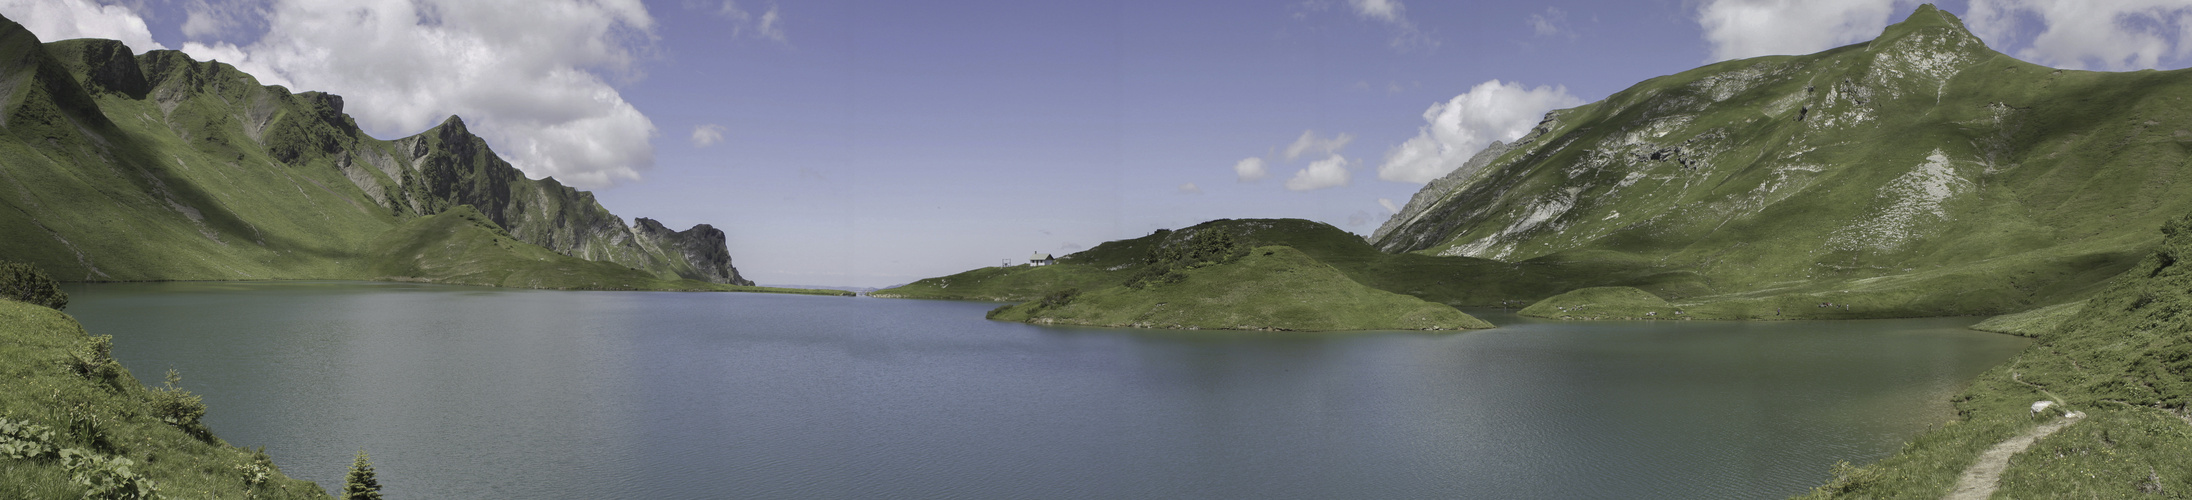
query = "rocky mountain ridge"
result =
(1367, 5, 2188, 316)
(0, 15, 751, 286)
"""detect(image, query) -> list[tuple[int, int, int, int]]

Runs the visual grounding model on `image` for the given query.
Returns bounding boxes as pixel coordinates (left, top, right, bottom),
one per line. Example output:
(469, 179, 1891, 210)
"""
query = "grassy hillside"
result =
(0, 299, 328, 499)
(876, 218, 1686, 308)
(1801, 211, 2192, 498)
(0, 15, 756, 288)
(1517, 286, 1680, 320)
(986, 245, 1491, 331)
(1374, 5, 2178, 319)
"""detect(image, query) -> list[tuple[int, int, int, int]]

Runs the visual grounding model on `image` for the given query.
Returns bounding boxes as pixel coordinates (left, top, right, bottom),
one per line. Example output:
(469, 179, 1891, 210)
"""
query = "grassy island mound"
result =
(986, 245, 1491, 331)
(1518, 286, 1680, 320)
(0, 299, 328, 499)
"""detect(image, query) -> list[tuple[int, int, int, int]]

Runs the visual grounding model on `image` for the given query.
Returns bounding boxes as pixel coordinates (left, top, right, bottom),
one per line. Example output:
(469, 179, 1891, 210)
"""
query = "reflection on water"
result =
(65, 282, 2026, 499)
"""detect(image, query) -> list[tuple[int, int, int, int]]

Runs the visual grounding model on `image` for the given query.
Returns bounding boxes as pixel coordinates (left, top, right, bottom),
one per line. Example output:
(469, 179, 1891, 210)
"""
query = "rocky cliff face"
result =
(0, 17, 750, 284)
(1367, 5, 2192, 314)
(634, 218, 751, 285)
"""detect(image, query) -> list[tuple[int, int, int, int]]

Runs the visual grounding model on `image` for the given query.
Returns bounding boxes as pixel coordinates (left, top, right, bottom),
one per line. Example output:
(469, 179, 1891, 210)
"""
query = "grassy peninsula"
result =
(987, 245, 1490, 331)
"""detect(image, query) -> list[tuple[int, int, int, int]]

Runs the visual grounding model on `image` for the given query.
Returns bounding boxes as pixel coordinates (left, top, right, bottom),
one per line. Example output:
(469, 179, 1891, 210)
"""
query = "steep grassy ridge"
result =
(0, 299, 328, 499)
(1803, 212, 2192, 498)
(0, 15, 755, 287)
(1378, 5, 2179, 318)
(985, 245, 1491, 331)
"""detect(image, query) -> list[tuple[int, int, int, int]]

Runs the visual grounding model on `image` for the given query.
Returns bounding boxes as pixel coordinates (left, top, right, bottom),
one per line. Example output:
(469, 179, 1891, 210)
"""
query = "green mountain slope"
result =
(874, 218, 1686, 307)
(1804, 209, 2192, 498)
(0, 14, 755, 287)
(985, 245, 1491, 331)
(1376, 5, 2177, 318)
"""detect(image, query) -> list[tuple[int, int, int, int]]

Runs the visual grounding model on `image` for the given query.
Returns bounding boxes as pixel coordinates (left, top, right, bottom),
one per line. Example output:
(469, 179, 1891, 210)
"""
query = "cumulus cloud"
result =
(1178, 182, 1202, 194)
(179, 0, 266, 42)
(1283, 130, 1354, 161)
(1375, 80, 1582, 184)
(1378, 197, 1399, 213)
(1285, 154, 1353, 191)
(1696, 0, 1908, 61)
(1234, 157, 1269, 182)
(175, 0, 661, 188)
(1967, 0, 2192, 70)
(691, 124, 727, 147)
(0, 0, 165, 51)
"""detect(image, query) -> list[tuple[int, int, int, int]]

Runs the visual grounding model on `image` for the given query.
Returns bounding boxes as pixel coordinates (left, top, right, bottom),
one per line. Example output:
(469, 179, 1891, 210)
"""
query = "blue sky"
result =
(7, 0, 2192, 287)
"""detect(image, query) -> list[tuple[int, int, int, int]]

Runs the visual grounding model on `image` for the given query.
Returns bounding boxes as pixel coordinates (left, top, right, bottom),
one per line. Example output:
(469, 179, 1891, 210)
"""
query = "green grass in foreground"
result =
(985, 245, 1491, 331)
(1799, 213, 2192, 498)
(0, 299, 327, 499)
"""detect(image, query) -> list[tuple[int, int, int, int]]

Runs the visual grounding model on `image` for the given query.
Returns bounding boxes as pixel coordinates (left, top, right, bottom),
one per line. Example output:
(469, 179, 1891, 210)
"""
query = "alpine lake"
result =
(62, 281, 2028, 499)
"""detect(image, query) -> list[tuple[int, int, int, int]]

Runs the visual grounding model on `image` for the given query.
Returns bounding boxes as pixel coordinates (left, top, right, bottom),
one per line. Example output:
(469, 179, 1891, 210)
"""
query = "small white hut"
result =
(1029, 252, 1056, 266)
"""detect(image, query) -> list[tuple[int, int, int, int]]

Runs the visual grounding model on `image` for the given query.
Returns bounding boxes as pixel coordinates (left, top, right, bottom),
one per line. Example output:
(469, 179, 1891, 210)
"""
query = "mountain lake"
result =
(62, 281, 2028, 499)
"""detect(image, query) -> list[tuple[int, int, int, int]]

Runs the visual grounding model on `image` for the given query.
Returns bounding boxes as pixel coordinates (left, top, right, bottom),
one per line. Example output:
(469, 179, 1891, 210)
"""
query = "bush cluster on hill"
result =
(0, 260, 68, 311)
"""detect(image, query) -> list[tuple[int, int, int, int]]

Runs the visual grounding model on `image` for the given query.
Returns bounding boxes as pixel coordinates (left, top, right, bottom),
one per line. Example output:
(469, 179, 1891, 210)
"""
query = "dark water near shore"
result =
(65, 281, 2027, 499)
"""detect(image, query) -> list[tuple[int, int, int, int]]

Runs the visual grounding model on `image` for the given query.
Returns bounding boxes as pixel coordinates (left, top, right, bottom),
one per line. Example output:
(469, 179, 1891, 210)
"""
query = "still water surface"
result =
(64, 281, 2028, 499)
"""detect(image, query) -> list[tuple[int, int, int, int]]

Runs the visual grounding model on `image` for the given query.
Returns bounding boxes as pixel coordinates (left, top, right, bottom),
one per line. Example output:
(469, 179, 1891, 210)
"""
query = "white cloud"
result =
(1350, 0, 1402, 22)
(1967, 0, 2192, 70)
(1378, 197, 1399, 213)
(1234, 157, 1269, 182)
(1282, 130, 1354, 161)
(1178, 182, 1202, 194)
(691, 124, 726, 147)
(0, 0, 165, 51)
(1286, 154, 1353, 191)
(177, 0, 661, 188)
(1696, 0, 1908, 62)
(1300, 0, 1434, 50)
(1375, 79, 1582, 184)
(179, 0, 265, 42)
(1529, 7, 1574, 38)
(708, 0, 788, 43)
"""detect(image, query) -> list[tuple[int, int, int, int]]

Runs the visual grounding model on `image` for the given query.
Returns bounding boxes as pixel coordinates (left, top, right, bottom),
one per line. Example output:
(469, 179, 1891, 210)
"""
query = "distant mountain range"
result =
(0, 14, 754, 288)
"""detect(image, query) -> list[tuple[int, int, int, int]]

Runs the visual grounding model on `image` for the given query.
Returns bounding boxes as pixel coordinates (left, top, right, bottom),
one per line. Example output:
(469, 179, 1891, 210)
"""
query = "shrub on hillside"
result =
(150, 369, 210, 441)
(0, 260, 68, 310)
(1125, 230, 1245, 289)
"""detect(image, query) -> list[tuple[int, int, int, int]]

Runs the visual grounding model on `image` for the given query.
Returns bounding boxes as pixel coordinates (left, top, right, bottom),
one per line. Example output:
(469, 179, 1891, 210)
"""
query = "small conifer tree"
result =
(344, 449, 382, 500)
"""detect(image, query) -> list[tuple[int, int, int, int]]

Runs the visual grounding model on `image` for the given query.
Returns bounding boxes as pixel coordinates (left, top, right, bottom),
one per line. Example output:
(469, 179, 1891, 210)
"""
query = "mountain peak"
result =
(1873, 4, 1984, 49)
